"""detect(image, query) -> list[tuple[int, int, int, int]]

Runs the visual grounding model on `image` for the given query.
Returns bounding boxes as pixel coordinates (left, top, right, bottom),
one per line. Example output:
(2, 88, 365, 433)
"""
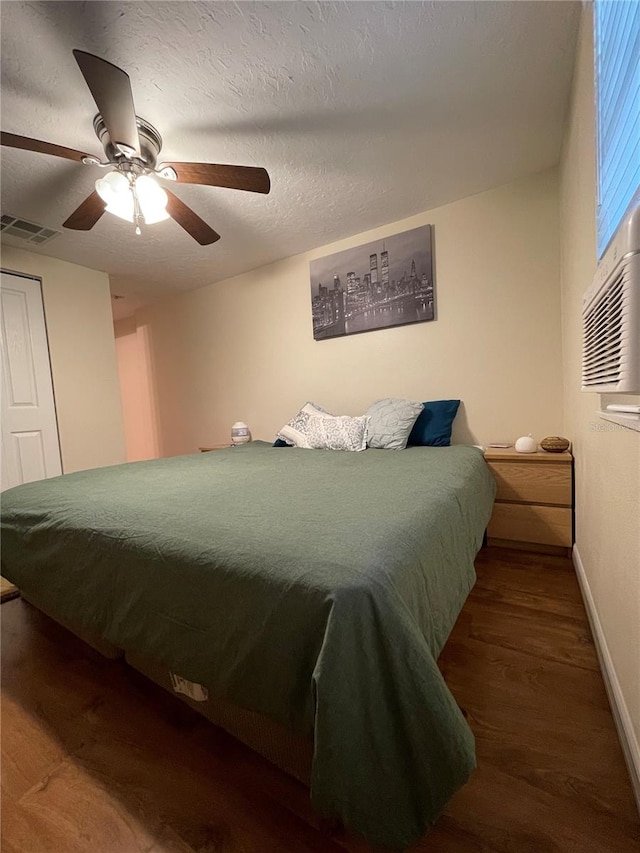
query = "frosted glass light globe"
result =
(95, 171, 129, 205)
(96, 171, 133, 222)
(135, 175, 169, 224)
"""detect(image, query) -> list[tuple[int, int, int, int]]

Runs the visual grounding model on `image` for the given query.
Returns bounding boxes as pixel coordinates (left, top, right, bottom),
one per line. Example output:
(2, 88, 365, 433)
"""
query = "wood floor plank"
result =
(436, 763, 635, 853)
(0, 694, 70, 803)
(1, 547, 638, 852)
(463, 600, 599, 672)
(470, 580, 587, 621)
(12, 757, 191, 853)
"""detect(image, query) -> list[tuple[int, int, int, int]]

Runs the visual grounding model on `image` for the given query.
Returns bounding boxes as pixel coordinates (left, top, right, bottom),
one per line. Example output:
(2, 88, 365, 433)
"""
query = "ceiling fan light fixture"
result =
(95, 171, 169, 226)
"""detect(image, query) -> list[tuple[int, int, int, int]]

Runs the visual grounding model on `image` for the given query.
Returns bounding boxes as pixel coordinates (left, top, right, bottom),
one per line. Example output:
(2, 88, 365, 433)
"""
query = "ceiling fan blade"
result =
(1, 131, 92, 162)
(161, 162, 271, 194)
(63, 191, 106, 231)
(165, 190, 220, 245)
(73, 49, 140, 156)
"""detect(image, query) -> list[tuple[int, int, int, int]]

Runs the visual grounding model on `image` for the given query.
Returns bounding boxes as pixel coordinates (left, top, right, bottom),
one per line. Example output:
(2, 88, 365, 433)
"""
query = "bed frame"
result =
(22, 590, 314, 788)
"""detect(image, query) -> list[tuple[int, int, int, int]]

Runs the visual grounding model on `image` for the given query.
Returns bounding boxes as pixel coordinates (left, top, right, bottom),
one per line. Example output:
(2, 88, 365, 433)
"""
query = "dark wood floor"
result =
(1, 548, 638, 853)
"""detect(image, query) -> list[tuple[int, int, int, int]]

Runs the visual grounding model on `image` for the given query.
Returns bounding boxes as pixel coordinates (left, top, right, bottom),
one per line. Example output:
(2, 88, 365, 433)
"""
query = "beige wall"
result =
(1, 246, 126, 472)
(560, 5, 640, 772)
(135, 168, 564, 456)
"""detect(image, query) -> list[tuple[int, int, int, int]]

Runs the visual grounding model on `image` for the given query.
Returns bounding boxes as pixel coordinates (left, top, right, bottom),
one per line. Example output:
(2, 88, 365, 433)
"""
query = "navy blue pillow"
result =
(273, 438, 292, 447)
(408, 400, 460, 447)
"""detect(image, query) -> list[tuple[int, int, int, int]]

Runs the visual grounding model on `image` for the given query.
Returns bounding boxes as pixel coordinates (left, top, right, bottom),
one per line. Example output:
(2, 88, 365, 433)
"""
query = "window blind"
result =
(595, 0, 640, 258)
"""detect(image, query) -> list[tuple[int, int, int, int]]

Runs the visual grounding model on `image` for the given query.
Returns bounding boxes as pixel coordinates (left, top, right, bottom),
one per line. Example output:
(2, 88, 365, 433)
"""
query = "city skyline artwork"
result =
(310, 225, 435, 341)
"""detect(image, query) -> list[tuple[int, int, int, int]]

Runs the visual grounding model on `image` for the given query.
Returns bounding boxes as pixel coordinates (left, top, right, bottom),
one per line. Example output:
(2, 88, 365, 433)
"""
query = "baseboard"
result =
(572, 544, 640, 816)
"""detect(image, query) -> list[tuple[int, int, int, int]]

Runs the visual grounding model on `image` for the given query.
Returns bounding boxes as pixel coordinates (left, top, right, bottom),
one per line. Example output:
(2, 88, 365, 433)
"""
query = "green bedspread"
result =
(1, 441, 495, 848)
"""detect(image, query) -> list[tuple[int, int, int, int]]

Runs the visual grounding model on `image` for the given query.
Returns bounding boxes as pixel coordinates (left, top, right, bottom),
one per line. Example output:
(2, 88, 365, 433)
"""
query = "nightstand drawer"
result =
(487, 503, 572, 547)
(488, 461, 572, 506)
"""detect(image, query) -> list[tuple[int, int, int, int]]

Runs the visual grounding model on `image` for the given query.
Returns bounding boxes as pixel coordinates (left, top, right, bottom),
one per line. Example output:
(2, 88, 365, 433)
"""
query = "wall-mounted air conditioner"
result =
(582, 200, 640, 393)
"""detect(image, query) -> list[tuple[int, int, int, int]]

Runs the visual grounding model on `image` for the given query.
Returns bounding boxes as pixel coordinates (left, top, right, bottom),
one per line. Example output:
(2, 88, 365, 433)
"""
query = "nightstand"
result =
(484, 447, 573, 555)
(199, 444, 231, 452)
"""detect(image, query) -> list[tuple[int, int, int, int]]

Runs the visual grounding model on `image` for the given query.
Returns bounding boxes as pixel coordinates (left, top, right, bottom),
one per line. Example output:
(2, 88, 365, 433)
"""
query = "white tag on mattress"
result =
(170, 673, 209, 702)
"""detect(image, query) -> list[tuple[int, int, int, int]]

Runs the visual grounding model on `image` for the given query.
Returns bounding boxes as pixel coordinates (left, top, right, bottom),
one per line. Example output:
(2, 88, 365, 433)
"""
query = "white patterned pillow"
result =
(305, 415, 369, 451)
(366, 398, 424, 450)
(277, 402, 334, 448)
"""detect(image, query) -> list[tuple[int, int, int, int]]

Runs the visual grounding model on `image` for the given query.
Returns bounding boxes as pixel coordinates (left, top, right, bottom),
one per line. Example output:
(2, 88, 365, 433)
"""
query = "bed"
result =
(0, 440, 496, 849)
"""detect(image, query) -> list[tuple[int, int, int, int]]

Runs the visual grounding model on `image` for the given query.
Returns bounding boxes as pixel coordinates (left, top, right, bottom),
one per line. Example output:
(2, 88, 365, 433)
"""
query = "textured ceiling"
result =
(0, 1, 580, 318)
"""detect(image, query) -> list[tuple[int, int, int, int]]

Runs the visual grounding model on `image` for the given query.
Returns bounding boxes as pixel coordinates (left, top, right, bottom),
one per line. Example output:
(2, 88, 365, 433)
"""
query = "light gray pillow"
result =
(306, 414, 369, 451)
(365, 398, 424, 450)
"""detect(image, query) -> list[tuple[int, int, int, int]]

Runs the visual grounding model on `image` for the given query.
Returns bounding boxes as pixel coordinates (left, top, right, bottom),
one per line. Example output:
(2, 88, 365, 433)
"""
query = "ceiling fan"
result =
(1, 50, 271, 245)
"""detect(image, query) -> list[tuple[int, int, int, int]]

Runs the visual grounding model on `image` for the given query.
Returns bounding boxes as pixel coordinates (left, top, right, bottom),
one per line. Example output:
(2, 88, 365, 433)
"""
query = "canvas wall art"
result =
(310, 225, 435, 340)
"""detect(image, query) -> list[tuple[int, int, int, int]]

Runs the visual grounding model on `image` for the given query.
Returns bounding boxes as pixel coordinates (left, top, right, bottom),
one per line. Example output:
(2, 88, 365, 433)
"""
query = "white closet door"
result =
(1, 272, 62, 491)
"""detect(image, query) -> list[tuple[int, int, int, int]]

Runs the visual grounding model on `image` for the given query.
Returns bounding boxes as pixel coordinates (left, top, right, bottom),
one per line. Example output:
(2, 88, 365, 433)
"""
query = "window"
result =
(595, 0, 640, 258)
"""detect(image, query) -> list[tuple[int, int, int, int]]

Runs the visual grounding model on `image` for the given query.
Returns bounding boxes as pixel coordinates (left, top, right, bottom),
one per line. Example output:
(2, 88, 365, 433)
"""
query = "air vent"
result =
(0, 215, 60, 245)
(582, 200, 640, 393)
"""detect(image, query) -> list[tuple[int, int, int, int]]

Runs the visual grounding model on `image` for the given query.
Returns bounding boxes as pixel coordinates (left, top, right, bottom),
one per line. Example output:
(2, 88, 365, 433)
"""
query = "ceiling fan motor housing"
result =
(93, 114, 162, 168)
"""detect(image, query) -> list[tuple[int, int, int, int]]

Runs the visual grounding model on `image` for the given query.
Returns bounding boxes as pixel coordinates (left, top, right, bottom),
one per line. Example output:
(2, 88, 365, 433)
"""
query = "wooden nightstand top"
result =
(484, 447, 572, 464)
(199, 444, 231, 452)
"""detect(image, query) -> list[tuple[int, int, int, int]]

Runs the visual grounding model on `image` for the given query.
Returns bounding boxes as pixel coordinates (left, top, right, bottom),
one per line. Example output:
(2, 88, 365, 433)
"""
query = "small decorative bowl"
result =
(540, 436, 570, 453)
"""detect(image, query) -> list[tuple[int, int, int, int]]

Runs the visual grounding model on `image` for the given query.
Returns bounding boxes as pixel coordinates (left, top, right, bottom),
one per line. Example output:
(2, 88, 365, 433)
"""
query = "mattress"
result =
(1, 441, 496, 848)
